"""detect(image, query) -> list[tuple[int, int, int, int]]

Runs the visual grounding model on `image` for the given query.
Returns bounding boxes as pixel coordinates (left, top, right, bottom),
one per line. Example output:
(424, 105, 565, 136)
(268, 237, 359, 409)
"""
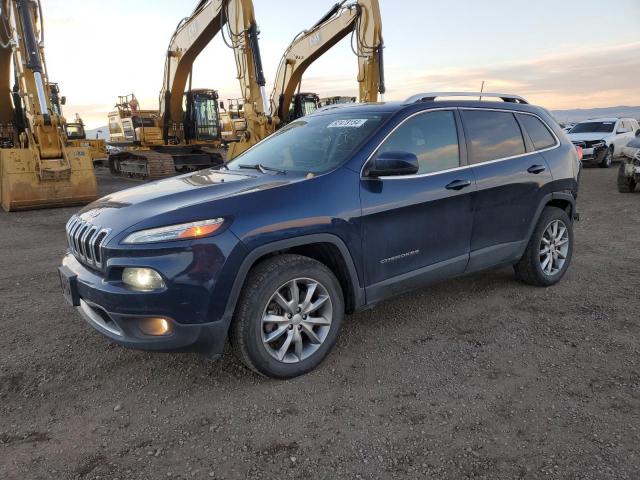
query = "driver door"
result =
(359, 109, 476, 302)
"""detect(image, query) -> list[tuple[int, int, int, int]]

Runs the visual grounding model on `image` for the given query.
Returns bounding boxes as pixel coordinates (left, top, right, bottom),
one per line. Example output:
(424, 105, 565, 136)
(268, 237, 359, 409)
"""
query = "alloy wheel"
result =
(261, 278, 333, 363)
(539, 220, 570, 276)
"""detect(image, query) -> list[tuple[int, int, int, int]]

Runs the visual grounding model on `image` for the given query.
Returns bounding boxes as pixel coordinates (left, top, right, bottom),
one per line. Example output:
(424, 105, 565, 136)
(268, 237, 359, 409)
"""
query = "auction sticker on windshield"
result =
(327, 119, 368, 128)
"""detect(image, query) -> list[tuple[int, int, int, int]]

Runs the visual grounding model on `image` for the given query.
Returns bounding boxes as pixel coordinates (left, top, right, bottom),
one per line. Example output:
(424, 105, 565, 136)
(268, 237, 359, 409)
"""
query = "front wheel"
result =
(230, 255, 344, 379)
(514, 207, 574, 286)
(599, 146, 613, 168)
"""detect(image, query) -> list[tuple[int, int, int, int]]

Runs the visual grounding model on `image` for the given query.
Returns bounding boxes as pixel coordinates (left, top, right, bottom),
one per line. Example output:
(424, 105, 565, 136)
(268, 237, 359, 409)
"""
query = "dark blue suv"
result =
(59, 92, 580, 378)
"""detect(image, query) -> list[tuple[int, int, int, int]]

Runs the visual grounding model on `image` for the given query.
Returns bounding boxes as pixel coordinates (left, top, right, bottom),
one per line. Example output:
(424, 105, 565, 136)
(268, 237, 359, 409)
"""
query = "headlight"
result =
(122, 267, 165, 290)
(123, 218, 224, 244)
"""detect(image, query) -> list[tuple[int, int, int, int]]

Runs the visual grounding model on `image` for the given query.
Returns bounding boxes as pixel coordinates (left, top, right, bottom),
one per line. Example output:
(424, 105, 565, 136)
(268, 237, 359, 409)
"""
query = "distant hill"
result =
(85, 126, 109, 140)
(552, 106, 640, 124)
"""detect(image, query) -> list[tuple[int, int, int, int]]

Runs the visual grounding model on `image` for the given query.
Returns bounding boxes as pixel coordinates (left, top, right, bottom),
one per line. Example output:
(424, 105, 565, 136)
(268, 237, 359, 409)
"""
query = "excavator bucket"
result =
(0, 146, 97, 212)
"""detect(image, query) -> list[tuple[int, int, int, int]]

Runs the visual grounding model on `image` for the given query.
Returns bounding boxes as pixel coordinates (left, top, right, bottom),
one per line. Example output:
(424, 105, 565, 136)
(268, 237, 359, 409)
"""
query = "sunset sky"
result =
(33, 0, 640, 128)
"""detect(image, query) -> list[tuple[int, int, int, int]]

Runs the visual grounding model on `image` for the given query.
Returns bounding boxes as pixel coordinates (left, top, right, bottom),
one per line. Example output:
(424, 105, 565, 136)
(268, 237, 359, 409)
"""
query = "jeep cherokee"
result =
(59, 92, 580, 379)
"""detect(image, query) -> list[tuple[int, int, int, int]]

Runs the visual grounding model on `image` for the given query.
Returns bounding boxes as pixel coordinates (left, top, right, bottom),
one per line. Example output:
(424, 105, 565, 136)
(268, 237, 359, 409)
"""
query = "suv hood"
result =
(76, 169, 295, 233)
(566, 132, 609, 142)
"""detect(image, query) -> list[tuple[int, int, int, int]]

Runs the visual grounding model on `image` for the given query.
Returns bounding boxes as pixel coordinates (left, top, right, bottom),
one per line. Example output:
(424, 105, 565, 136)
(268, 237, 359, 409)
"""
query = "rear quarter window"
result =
(517, 114, 557, 151)
(461, 110, 526, 164)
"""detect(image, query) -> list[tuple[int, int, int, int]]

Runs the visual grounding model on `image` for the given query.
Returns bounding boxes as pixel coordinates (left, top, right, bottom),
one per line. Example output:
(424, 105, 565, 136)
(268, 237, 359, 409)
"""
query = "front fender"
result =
(220, 234, 365, 326)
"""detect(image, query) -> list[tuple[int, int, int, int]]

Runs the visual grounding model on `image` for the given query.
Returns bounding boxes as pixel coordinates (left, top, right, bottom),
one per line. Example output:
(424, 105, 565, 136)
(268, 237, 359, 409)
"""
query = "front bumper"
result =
(60, 253, 230, 355)
(580, 144, 608, 163)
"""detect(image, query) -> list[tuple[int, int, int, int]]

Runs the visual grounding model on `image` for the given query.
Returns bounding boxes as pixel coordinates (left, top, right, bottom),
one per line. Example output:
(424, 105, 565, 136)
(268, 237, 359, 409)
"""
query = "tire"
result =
(617, 161, 636, 193)
(514, 207, 574, 287)
(229, 254, 344, 379)
(599, 146, 613, 168)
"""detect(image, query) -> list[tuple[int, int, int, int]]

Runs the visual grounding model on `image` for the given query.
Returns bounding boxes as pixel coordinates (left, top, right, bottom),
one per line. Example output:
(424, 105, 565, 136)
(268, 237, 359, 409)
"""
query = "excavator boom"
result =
(270, 0, 384, 124)
(160, 0, 268, 134)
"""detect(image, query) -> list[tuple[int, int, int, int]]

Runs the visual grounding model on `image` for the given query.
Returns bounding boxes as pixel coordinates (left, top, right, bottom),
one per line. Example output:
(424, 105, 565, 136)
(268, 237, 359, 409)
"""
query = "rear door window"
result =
(461, 110, 526, 164)
(517, 114, 557, 151)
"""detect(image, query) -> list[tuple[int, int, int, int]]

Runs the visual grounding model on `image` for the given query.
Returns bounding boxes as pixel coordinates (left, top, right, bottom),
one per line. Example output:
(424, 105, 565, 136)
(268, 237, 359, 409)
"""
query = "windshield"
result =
(65, 124, 84, 138)
(227, 112, 389, 174)
(569, 121, 615, 134)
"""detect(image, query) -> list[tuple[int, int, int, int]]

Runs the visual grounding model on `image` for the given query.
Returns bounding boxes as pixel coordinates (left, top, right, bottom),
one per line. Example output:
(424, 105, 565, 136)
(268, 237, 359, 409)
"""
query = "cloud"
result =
(383, 42, 640, 109)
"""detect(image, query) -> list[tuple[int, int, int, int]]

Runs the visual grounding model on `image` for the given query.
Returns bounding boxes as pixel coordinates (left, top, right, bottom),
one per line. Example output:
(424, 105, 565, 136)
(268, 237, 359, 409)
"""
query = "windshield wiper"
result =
(238, 164, 287, 175)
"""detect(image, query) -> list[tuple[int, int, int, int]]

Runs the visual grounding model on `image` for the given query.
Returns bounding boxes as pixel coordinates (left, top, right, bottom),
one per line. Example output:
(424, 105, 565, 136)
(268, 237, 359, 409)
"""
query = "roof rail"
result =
(404, 92, 529, 105)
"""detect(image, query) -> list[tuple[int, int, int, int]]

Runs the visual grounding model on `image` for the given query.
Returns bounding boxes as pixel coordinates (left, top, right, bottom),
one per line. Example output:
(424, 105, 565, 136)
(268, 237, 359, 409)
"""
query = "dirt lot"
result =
(1, 166, 639, 480)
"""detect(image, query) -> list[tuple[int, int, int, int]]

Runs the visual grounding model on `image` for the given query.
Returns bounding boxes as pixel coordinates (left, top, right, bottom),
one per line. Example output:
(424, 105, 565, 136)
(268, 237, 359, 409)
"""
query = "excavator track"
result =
(108, 150, 176, 180)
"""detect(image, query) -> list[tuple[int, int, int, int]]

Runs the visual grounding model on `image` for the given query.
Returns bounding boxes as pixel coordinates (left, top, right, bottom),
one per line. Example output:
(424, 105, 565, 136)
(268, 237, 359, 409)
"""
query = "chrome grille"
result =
(65, 216, 110, 269)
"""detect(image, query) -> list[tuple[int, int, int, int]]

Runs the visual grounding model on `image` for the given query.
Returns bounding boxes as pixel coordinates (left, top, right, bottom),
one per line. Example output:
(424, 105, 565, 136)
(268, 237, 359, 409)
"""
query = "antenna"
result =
(479, 81, 485, 101)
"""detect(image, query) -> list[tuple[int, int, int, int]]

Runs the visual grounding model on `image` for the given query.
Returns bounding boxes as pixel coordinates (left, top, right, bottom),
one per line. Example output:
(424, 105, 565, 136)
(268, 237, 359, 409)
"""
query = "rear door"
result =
(460, 109, 555, 271)
(360, 109, 476, 301)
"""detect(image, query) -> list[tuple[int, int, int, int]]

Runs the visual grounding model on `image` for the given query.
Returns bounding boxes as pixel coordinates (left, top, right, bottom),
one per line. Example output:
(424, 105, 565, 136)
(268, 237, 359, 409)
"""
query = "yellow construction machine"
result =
(219, 97, 246, 143)
(225, 0, 385, 158)
(269, 0, 385, 127)
(107, 0, 270, 178)
(0, 0, 96, 211)
(49, 83, 108, 164)
(319, 95, 357, 107)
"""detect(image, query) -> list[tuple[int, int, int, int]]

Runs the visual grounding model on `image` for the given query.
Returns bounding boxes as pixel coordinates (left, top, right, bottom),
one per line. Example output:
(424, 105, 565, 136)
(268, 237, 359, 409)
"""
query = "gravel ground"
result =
(1, 166, 639, 480)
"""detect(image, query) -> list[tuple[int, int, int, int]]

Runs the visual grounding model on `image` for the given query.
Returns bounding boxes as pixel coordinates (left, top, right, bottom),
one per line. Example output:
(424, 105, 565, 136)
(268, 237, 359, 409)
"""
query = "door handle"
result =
(445, 179, 472, 191)
(527, 164, 546, 174)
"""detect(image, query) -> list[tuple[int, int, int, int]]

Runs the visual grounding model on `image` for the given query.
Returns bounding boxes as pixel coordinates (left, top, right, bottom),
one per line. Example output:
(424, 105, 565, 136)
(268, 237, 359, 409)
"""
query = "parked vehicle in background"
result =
(618, 131, 640, 193)
(567, 118, 640, 168)
(59, 92, 580, 379)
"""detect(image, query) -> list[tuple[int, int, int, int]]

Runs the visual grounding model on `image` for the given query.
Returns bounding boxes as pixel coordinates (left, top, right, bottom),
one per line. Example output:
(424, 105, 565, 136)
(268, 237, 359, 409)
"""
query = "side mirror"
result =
(365, 151, 419, 177)
(60, 96, 66, 105)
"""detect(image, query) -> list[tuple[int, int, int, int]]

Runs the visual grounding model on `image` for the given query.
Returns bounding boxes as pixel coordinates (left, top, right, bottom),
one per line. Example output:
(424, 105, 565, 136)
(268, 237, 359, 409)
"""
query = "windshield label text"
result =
(327, 119, 368, 128)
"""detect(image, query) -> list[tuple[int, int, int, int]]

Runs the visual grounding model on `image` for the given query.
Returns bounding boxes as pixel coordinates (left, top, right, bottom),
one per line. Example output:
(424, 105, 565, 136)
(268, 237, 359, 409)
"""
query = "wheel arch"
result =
(525, 192, 576, 246)
(222, 234, 365, 324)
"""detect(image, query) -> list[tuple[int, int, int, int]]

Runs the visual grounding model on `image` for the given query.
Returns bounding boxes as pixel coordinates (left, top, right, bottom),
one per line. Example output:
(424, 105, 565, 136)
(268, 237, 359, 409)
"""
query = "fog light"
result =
(122, 267, 165, 290)
(138, 317, 171, 336)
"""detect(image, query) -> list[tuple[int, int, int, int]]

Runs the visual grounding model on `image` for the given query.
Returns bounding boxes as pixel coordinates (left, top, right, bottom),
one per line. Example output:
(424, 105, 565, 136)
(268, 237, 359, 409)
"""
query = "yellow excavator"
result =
(269, 0, 384, 127)
(0, 0, 96, 211)
(107, 0, 269, 179)
(49, 83, 108, 164)
(225, 0, 384, 159)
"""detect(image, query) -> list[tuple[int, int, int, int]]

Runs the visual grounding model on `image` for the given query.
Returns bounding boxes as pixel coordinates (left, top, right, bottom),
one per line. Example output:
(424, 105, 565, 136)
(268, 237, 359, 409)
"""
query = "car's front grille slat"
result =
(65, 215, 111, 270)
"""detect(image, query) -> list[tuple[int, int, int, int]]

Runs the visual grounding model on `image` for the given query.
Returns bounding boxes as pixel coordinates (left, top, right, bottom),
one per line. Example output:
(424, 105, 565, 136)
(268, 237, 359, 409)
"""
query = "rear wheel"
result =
(514, 207, 574, 286)
(617, 161, 637, 193)
(230, 255, 344, 379)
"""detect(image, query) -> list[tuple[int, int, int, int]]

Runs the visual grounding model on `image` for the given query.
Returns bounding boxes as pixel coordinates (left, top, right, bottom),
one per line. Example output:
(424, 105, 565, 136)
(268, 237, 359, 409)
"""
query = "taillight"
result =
(575, 145, 583, 161)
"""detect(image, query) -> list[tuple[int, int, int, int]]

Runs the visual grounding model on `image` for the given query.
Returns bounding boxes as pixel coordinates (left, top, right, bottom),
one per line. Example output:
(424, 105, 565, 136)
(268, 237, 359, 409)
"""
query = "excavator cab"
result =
(64, 122, 87, 141)
(183, 89, 221, 142)
(288, 93, 320, 123)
